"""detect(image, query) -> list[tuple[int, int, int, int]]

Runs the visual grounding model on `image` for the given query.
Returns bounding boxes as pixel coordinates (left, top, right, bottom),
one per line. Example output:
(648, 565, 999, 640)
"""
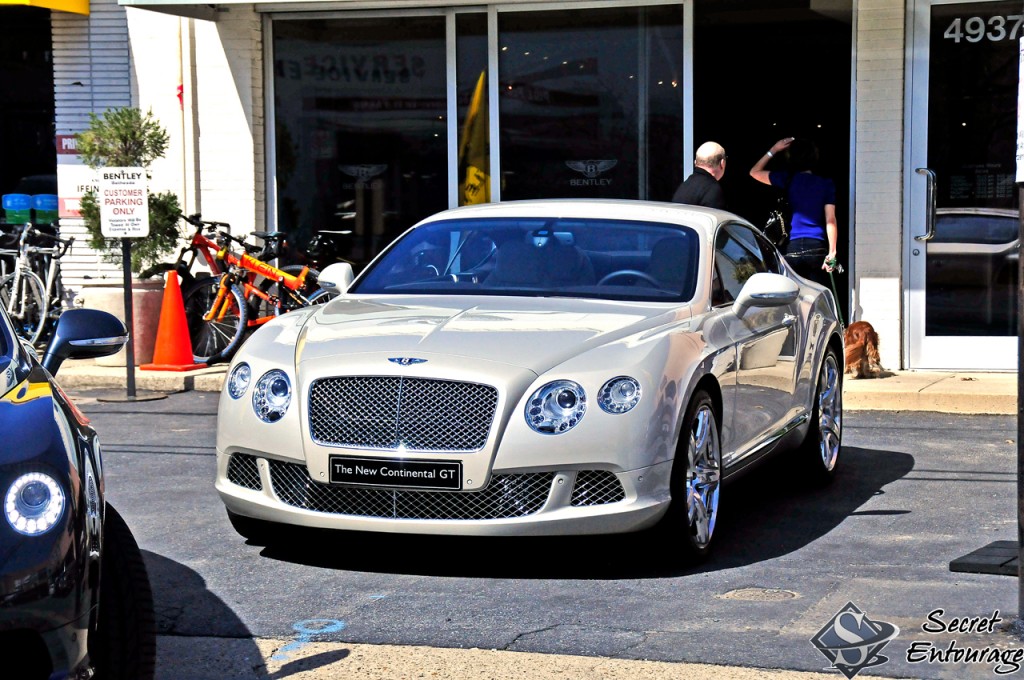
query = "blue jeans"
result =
(784, 238, 828, 286)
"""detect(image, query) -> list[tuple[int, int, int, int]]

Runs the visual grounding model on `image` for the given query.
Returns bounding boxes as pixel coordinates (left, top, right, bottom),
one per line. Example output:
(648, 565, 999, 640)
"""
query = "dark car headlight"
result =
(525, 380, 587, 434)
(5, 472, 65, 536)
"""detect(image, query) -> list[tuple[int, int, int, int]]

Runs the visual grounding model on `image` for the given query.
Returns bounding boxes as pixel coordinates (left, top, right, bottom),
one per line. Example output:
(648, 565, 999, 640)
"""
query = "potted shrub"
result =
(74, 107, 183, 365)
(76, 107, 182, 275)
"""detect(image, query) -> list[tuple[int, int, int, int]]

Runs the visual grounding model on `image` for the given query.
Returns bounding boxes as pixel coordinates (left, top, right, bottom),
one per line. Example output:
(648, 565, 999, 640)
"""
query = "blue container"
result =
(2, 194, 31, 223)
(32, 194, 59, 224)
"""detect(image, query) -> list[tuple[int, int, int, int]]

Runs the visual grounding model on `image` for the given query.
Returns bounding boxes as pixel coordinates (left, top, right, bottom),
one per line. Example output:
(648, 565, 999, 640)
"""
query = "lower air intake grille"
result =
(227, 453, 262, 491)
(570, 470, 626, 506)
(268, 459, 553, 520)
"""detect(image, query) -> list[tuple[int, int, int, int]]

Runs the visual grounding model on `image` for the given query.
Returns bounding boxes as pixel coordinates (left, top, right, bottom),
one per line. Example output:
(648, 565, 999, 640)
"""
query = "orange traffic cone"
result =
(141, 271, 207, 371)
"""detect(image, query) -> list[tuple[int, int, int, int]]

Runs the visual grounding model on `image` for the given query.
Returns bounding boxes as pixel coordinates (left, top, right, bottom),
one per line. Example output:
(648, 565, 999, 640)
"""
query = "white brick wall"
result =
(192, 6, 264, 232)
(853, 0, 905, 369)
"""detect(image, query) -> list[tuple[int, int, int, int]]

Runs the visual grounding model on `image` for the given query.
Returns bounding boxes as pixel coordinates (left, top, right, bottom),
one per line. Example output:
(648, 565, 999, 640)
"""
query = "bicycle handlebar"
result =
(181, 212, 231, 233)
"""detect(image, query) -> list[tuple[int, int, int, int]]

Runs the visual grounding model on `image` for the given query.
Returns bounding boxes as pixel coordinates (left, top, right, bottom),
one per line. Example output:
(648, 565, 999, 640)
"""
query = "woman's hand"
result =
(822, 251, 838, 273)
(772, 137, 795, 155)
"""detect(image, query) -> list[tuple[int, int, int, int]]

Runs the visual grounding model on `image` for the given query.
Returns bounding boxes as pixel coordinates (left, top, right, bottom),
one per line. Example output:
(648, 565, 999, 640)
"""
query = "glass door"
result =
(906, 0, 1020, 369)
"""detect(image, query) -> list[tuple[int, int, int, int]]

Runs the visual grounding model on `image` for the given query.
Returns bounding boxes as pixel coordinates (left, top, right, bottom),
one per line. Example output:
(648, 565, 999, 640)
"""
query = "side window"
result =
(714, 225, 769, 304)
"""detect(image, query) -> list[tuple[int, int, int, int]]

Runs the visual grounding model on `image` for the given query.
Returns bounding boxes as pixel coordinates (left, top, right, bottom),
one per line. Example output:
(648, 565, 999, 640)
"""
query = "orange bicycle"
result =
(176, 215, 330, 364)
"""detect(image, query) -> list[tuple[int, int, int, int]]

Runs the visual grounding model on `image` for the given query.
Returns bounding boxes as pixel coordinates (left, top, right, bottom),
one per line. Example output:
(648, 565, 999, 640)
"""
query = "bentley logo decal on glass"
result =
(339, 164, 388, 182)
(388, 357, 428, 366)
(565, 160, 617, 187)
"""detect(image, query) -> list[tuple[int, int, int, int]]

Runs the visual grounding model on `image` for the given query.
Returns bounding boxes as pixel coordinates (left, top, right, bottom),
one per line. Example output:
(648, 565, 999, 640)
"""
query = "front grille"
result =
(571, 470, 626, 506)
(308, 377, 498, 452)
(227, 453, 262, 490)
(268, 459, 553, 520)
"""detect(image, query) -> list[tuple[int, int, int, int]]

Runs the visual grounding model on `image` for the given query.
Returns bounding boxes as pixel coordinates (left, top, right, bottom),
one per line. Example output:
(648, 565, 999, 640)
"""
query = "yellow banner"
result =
(458, 71, 490, 205)
(0, 0, 89, 14)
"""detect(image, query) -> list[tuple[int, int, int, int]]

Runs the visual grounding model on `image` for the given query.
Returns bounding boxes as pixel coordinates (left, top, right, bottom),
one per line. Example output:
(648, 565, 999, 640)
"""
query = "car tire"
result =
(660, 389, 722, 562)
(227, 509, 285, 546)
(89, 504, 156, 680)
(800, 346, 843, 484)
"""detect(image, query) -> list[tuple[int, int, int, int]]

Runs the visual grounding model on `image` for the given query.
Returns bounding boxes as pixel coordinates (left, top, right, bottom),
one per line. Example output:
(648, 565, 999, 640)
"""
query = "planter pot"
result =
(73, 279, 165, 366)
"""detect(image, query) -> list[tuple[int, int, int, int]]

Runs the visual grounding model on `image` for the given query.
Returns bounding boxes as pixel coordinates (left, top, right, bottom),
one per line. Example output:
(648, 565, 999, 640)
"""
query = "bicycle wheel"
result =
(181, 276, 248, 365)
(256, 265, 322, 317)
(0, 270, 48, 346)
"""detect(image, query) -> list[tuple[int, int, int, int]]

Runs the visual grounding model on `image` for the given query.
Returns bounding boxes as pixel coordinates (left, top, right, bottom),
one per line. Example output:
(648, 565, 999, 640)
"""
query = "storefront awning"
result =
(0, 0, 89, 14)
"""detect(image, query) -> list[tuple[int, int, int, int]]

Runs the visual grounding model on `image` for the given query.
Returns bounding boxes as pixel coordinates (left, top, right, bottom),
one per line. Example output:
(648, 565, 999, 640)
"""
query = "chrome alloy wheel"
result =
(686, 402, 721, 549)
(814, 352, 842, 472)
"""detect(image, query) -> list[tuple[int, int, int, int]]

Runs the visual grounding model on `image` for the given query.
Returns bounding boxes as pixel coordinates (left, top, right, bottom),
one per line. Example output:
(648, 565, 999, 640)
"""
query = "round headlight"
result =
(598, 376, 642, 414)
(525, 380, 587, 434)
(227, 362, 251, 399)
(5, 472, 65, 536)
(253, 370, 292, 423)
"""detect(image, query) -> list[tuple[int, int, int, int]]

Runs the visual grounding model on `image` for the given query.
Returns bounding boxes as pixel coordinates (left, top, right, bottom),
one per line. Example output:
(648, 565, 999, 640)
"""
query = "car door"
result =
(714, 223, 800, 464)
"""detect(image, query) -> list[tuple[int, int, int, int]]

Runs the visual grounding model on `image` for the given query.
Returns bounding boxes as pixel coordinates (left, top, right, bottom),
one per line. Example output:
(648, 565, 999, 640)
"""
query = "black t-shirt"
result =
(671, 166, 726, 210)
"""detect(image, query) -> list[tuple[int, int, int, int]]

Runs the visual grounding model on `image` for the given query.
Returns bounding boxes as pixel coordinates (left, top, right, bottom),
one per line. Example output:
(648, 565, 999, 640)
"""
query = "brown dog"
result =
(844, 320, 882, 379)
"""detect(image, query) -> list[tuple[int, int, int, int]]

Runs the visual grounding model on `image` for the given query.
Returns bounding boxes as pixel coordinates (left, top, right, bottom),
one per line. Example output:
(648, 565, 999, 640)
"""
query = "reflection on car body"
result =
(926, 207, 1018, 336)
(215, 199, 845, 562)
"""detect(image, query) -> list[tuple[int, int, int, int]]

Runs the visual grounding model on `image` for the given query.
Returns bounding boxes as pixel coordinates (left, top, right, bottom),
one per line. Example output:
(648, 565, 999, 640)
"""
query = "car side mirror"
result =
(318, 262, 355, 295)
(731, 272, 800, 318)
(41, 308, 128, 375)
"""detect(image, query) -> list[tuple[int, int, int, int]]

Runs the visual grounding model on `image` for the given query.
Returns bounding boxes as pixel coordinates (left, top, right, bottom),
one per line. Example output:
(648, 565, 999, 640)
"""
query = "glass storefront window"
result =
(272, 16, 448, 269)
(498, 5, 684, 201)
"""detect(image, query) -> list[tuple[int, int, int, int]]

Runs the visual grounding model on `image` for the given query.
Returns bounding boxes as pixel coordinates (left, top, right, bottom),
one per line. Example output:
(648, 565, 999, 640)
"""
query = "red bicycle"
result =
(175, 214, 329, 364)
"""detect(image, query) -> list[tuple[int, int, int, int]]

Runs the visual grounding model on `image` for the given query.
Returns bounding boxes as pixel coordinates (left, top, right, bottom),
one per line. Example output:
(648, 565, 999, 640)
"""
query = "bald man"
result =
(671, 141, 727, 210)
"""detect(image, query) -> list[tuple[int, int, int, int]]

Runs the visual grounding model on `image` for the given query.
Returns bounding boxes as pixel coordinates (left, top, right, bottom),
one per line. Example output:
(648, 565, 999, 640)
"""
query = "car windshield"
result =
(352, 217, 701, 302)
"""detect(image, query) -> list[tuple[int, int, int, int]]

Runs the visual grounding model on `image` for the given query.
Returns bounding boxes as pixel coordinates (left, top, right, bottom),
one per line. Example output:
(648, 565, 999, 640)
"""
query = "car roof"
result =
(414, 199, 734, 239)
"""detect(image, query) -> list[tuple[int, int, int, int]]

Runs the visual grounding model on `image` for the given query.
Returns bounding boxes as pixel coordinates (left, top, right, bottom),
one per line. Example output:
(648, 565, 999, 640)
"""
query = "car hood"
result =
(298, 295, 692, 374)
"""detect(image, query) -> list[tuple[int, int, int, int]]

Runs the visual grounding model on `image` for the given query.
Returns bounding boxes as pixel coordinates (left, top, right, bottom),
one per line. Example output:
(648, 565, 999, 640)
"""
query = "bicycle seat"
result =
(252, 231, 285, 241)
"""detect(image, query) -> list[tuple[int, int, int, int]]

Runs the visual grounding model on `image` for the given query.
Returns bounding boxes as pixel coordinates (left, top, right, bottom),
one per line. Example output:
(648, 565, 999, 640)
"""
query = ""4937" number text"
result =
(944, 15, 1023, 43)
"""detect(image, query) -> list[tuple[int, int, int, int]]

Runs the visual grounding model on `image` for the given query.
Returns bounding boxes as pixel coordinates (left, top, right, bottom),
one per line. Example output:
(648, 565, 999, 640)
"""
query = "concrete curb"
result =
(159, 637, 907, 680)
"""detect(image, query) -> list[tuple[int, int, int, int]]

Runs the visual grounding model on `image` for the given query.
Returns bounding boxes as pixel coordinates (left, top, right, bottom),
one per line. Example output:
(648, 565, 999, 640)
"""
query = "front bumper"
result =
(216, 449, 672, 537)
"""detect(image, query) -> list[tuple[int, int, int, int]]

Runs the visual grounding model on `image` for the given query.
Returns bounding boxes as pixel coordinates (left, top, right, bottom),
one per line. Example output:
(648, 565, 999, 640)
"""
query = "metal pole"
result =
(1016, 33, 1024, 622)
(122, 237, 136, 399)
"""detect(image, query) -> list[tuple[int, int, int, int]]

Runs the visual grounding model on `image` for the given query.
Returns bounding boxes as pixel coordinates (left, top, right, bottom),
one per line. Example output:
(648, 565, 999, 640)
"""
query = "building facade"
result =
(38, 0, 1022, 371)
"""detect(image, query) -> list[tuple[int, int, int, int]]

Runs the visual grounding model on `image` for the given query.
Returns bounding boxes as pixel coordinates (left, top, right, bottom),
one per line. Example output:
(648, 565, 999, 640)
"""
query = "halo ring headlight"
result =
(598, 376, 642, 414)
(5, 472, 65, 536)
(525, 380, 586, 435)
(253, 369, 292, 423)
(227, 362, 251, 399)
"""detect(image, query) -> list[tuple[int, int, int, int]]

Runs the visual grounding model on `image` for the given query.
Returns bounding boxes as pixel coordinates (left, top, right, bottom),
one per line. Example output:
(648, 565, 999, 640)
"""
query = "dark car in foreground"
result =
(0, 307, 156, 679)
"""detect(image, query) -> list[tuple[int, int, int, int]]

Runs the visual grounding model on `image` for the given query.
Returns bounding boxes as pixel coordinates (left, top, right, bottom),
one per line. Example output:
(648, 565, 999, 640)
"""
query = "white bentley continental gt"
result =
(215, 199, 844, 561)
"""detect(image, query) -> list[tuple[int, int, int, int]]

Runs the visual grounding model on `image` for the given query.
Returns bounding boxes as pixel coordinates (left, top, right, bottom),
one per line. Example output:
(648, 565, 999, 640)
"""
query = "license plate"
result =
(328, 455, 462, 490)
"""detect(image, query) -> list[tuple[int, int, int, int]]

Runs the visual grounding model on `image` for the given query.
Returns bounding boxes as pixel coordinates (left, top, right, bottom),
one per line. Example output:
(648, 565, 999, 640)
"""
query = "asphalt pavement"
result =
(56, 366, 1024, 680)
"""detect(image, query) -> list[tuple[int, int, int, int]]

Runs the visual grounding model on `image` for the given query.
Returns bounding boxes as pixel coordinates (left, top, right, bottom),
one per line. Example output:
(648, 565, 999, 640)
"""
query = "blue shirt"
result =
(769, 171, 836, 241)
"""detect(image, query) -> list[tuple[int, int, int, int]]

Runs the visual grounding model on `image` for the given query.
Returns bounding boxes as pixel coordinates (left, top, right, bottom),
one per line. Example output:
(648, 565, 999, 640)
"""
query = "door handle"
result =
(915, 168, 936, 242)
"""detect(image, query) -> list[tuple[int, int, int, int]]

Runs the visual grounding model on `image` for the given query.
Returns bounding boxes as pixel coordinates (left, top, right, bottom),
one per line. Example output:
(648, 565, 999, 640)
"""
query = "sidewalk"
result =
(54, 361, 1018, 414)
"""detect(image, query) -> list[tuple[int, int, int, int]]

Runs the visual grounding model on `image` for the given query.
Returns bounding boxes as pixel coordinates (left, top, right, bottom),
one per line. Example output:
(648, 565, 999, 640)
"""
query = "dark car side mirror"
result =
(42, 309, 128, 375)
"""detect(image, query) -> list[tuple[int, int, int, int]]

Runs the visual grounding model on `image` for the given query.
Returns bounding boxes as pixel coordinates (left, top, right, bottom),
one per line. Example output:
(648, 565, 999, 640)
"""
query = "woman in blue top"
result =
(749, 137, 838, 286)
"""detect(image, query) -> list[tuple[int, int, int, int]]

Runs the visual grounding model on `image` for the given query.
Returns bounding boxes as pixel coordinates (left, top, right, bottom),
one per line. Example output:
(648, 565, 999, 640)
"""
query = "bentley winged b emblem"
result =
(339, 164, 388, 182)
(565, 160, 618, 179)
(388, 357, 428, 366)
